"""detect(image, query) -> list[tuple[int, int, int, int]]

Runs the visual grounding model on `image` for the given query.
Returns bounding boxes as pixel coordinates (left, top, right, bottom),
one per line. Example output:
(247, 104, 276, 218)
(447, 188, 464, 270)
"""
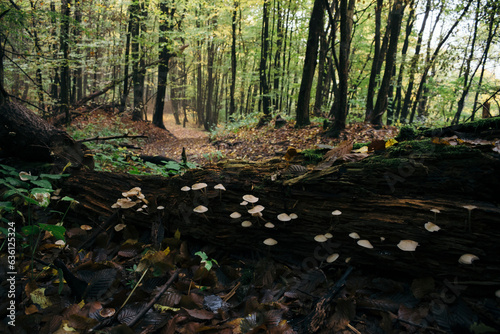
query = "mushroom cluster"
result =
(111, 187, 148, 210)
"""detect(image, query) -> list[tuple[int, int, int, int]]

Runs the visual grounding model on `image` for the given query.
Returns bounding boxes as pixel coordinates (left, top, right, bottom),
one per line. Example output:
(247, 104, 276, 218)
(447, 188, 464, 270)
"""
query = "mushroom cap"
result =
(397, 240, 419, 251)
(242, 194, 259, 203)
(19, 171, 31, 181)
(430, 208, 440, 214)
(80, 225, 92, 231)
(463, 205, 477, 211)
(114, 198, 137, 209)
(214, 184, 226, 190)
(324, 232, 333, 239)
(326, 253, 340, 263)
(114, 223, 126, 231)
(193, 205, 208, 213)
(357, 240, 373, 249)
(230, 212, 242, 218)
(241, 221, 253, 227)
(425, 222, 441, 232)
(192, 183, 208, 190)
(289, 213, 298, 219)
(277, 213, 291, 222)
(349, 232, 360, 239)
(263, 238, 278, 246)
(314, 235, 327, 243)
(240, 201, 248, 206)
(122, 187, 142, 197)
(264, 222, 275, 228)
(458, 253, 479, 265)
(157, 206, 165, 210)
(181, 186, 191, 191)
(248, 205, 265, 214)
(332, 210, 342, 216)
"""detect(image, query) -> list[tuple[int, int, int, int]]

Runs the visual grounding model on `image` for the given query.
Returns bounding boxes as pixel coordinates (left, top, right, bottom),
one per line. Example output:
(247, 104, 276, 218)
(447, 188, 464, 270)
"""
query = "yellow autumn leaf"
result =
(385, 138, 398, 148)
(174, 229, 181, 240)
(352, 146, 369, 153)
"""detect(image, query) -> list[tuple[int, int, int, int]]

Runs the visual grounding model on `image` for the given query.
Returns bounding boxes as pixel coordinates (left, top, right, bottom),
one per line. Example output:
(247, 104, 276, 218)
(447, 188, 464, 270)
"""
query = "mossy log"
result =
(0, 101, 93, 169)
(61, 144, 500, 282)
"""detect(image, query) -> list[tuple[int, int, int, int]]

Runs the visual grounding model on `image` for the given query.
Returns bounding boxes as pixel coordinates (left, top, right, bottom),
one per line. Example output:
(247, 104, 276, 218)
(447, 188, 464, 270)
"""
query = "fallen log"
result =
(0, 100, 93, 169)
(61, 143, 500, 282)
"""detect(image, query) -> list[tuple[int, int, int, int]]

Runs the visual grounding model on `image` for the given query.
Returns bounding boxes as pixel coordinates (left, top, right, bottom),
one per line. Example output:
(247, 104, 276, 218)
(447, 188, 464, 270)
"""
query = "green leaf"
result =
(30, 187, 52, 194)
(31, 179, 53, 190)
(38, 223, 66, 241)
(60, 196, 76, 202)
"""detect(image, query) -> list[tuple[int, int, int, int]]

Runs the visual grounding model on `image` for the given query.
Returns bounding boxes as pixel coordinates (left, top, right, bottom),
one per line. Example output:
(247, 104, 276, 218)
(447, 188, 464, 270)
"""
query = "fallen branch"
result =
(78, 133, 148, 143)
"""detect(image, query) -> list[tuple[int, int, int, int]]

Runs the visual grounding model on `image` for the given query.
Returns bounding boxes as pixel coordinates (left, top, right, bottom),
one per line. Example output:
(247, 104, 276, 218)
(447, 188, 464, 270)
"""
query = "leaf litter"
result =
(3, 109, 499, 333)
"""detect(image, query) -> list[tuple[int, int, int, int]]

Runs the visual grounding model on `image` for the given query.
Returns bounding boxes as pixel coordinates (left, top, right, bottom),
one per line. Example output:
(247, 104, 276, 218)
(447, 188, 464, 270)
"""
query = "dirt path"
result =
(142, 113, 213, 164)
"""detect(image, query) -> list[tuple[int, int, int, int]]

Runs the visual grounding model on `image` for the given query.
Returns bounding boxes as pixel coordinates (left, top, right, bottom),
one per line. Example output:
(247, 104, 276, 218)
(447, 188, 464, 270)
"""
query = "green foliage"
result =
(301, 149, 325, 164)
(395, 125, 419, 141)
(195, 251, 218, 271)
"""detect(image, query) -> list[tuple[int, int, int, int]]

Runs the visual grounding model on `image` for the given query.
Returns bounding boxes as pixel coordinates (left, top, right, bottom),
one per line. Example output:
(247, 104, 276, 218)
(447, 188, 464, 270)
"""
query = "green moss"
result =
(302, 149, 325, 164)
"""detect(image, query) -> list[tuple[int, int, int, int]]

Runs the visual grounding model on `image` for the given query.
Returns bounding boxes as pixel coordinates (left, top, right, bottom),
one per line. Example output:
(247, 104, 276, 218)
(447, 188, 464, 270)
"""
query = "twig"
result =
(78, 134, 148, 143)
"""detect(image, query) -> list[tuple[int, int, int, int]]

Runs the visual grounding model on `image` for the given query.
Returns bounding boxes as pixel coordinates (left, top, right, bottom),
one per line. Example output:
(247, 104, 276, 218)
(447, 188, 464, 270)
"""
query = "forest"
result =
(1, 0, 500, 333)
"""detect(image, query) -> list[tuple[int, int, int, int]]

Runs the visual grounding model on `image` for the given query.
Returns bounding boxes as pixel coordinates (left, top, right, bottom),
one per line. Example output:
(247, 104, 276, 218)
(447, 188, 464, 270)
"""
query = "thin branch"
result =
(78, 134, 148, 143)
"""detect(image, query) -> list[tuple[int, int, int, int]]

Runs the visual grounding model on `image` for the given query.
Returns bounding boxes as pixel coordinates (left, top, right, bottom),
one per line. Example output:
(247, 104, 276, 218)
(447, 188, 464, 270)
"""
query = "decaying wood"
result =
(0, 101, 93, 169)
(61, 146, 500, 282)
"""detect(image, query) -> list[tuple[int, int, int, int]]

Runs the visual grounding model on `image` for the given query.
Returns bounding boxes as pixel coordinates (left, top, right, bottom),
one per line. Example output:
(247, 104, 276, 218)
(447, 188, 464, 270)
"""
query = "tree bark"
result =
(0, 101, 93, 169)
(61, 144, 500, 282)
(259, 0, 271, 115)
(295, 0, 325, 127)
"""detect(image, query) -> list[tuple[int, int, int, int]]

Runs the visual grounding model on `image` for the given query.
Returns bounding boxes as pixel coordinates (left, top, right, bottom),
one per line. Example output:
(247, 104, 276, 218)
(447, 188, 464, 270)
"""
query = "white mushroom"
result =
(324, 232, 333, 239)
(193, 205, 208, 213)
(277, 213, 291, 222)
(314, 235, 327, 243)
(463, 205, 477, 232)
(349, 232, 360, 239)
(397, 240, 419, 251)
(181, 186, 191, 192)
(114, 223, 126, 232)
(248, 205, 265, 215)
(263, 238, 278, 246)
(430, 208, 440, 223)
(230, 212, 242, 219)
(240, 201, 248, 206)
(241, 221, 252, 227)
(192, 183, 208, 191)
(331, 210, 342, 216)
(458, 253, 479, 265)
(289, 213, 298, 220)
(326, 253, 339, 263)
(264, 222, 275, 228)
(242, 194, 259, 204)
(214, 184, 226, 191)
(157, 206, 165, 210)
(425, 222, 441, 232)
(357, 240, 373, 249)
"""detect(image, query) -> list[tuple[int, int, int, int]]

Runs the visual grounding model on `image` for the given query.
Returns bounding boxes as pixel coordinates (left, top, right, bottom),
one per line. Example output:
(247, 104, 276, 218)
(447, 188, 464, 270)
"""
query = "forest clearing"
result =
(1, 0, 500, 333)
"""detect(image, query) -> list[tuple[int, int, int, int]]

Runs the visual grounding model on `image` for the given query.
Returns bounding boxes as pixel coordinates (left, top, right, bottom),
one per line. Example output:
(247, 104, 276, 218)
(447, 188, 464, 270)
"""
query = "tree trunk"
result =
(369, 0, 405, 126)
(364, 0, 383, 121)
(327, 0, 355, 137)
(153, 2, 175, 130)
(230, 0, 238, 118)
(259, 0, 271, 115)
(59, 0, 71, 124)
(295, 0, 325, 127)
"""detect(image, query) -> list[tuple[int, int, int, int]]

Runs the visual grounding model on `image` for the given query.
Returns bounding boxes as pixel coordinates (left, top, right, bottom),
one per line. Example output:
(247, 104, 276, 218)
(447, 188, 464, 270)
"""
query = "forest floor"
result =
(76, 109, 400, 165)
(3, 108, 499, 334)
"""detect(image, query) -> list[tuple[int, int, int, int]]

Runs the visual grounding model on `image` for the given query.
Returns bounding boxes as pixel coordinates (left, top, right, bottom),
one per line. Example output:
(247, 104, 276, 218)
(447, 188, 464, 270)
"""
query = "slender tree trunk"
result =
(471, 5, 498, 120)
(230, 0, 238, 117)
(400, 0, 431, 123)
(365, 0, 383, 121)
(409, 0, 473, 124)
(313, 25, 329, 117)
(153, 2, 175, 130)
(369, 0, 406, 126)
(394, 0, 415, 123)
(452, 0, 480, 125)
(295, 0, 325, 127)
(59, 0, 71, 124)
(120, 4, 133, 113)
(205, 40, 215, 131)
(73, 0, 83, 103)
(130, 1, 143, 121)
(259, 0, 271, 115)
(327, 0, 355, 137)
